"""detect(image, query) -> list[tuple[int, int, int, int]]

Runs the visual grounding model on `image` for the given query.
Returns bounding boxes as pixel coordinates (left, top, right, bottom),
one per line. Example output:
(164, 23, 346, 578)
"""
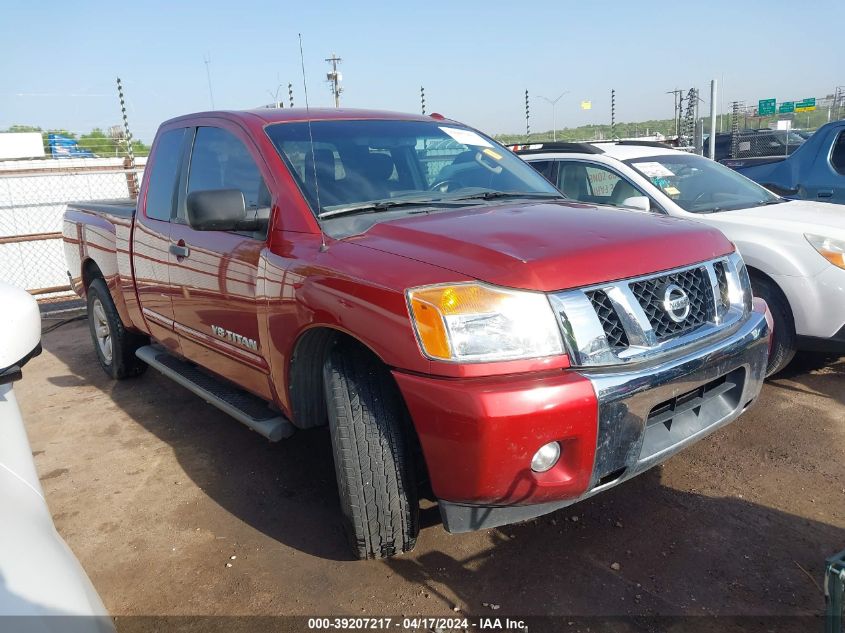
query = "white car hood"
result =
(1, 382, 112, 628)
(707, 200, 845, 240)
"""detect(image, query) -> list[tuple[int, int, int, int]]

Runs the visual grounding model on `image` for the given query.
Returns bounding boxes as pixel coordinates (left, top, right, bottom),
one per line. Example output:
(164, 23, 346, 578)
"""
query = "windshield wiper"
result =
(318, 197, 466, 219)
(756, 198, 785, 206)
(449, 191, 564, 202)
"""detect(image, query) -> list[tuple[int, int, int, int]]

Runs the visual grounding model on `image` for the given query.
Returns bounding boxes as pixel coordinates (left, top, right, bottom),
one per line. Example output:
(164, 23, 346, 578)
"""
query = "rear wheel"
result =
(322, 341, 419, 559)
(751, 274, 796, 376)
(87, 278, 148, 380)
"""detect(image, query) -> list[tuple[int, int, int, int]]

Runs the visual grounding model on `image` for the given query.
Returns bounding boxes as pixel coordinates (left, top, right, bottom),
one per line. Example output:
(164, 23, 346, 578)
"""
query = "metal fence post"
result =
(730, 101, 741, 159)
(116, 77, 139, 198)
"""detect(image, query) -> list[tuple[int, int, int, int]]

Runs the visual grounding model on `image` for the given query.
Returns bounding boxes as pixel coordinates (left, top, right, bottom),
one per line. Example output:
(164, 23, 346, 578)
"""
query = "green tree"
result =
(4, 124, 43, 133)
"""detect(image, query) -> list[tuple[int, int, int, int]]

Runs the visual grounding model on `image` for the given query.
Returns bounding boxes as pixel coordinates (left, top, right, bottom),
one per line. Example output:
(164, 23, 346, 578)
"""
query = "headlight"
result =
(730, 251, 753, 313)
(406, 283, 564, 362)
(805, 234, 845, 270)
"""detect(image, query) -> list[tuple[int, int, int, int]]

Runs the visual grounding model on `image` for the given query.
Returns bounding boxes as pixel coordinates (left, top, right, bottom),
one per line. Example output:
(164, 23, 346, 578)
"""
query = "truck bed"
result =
(68, 198, 136, 218)
(62, 198, 138, 319)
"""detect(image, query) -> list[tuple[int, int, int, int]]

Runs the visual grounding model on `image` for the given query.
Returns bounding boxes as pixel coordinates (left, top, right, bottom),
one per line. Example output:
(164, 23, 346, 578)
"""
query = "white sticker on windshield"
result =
(439, 126, 493, 148)
(632, 161, 675, 178)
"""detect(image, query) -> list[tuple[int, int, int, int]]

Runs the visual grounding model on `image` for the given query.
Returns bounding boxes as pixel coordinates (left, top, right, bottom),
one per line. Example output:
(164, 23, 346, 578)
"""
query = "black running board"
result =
(135, 346, 294, 442)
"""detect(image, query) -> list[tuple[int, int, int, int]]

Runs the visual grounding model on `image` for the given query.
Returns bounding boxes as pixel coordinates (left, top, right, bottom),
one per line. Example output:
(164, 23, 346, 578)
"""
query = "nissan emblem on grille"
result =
(662, 283, 691, 323)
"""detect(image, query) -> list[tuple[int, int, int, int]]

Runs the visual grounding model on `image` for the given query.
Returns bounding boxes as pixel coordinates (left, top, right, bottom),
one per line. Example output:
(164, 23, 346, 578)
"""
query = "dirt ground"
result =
(15, 318, 845, 623)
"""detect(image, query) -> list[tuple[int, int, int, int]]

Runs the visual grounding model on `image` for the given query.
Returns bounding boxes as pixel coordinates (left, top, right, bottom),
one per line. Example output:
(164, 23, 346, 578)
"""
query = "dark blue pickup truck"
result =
(722, 120, 845, 205)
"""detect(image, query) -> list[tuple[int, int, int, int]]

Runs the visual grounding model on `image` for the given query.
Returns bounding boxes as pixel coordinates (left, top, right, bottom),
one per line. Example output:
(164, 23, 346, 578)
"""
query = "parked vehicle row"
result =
(708, 129, 805, 162)
(510, 139, 845, 375)
(62, 108, 772, 560)
(722, 120, 845, 205)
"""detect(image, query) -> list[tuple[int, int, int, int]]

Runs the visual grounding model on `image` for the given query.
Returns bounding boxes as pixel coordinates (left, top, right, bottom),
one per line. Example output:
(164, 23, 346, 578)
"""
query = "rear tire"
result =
(323, 341, 419, 559)
(87, 278, 148, 380)
(751, 274, 796, 377)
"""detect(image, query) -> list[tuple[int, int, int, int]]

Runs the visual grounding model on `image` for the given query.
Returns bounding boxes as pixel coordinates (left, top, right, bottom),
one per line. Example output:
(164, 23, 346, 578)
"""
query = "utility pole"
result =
(525, 89, 530, 140)
(538, 91, 568, 141)
(267, 84, 285, 108)
(420, 86, 425, 115)
(667, 89, 684, 139)
(203, 54, 215, 109)
(325, 53, 343, 107)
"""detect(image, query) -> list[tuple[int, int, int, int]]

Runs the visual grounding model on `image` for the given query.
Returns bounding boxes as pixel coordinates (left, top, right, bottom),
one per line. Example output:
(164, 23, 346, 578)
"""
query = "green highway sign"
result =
(795, 97, 816, 113)
(758, 98, 776, 116)
(779, 101, 795, 114)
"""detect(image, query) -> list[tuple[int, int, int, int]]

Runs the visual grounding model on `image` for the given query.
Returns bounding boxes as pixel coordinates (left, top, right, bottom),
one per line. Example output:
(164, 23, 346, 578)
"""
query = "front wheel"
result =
(87, 278, 148, 380)
(751, 275, 796, 376)
(323, 342, 419, 559)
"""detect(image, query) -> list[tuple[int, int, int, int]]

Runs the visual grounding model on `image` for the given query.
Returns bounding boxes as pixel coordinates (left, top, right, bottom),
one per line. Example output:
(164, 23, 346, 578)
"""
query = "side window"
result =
(557, 161, 644, 208)
(831, 131, 845, 176)
(527, 160, 556, 185)
(145, 128, 187, 221)
(187, 127, 271, 238)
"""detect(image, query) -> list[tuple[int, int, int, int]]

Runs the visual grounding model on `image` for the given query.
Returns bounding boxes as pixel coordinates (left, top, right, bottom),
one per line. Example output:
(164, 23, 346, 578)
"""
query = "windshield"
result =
(779, 130, 806, 146)
(625, 153, 780, 213)
(265, 119, 561, 217)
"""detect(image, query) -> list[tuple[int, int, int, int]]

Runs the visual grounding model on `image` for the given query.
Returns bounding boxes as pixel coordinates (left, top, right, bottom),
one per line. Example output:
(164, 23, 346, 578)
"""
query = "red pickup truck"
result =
(64, 108, 770, 559)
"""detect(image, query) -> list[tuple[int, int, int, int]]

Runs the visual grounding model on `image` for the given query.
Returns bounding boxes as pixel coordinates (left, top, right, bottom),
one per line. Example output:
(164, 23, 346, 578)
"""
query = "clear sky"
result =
(2, 0, 843, 142)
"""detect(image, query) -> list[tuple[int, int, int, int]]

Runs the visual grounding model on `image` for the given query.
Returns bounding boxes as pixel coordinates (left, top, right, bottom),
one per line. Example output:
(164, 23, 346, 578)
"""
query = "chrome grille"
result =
(630, 267, 711, 340)
(713, 261, 730, 317)
(587, 290, 628, 350)
(549, 253, 751, 367)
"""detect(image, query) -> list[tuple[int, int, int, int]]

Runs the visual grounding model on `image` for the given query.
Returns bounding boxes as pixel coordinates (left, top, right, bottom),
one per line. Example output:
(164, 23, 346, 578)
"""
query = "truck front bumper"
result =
(393, 303, 770, 533)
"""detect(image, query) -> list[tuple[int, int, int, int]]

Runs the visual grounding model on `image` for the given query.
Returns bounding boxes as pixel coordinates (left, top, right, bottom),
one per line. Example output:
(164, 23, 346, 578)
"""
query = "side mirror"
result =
(621, 195, 651, 212)
(186, 189, 257, 231)
(0, 282, 42, 385)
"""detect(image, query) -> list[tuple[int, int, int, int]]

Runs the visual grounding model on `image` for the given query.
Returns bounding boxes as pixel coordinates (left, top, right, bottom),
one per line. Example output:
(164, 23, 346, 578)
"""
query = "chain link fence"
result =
(716, 91, 845, 161)
(0, 157, 144, 304)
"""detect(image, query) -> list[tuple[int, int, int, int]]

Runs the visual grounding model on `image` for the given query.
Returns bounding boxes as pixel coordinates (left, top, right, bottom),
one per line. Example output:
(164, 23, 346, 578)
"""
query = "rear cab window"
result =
(145, 128, 188, 221)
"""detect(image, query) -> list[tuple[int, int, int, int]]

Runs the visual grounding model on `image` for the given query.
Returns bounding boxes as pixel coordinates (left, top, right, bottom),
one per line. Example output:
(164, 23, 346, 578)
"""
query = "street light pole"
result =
(538, 91, 568, 141)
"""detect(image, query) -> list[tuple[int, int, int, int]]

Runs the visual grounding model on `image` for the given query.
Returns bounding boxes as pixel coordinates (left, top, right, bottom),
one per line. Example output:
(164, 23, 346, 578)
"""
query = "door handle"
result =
(818, 189, 834, 199)
(169, 241, 190, 258)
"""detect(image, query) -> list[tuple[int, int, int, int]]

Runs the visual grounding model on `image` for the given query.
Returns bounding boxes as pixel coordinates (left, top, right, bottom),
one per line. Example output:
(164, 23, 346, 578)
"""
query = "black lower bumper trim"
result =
(439, 498, 580, 534)
(796, 325, 845, 354)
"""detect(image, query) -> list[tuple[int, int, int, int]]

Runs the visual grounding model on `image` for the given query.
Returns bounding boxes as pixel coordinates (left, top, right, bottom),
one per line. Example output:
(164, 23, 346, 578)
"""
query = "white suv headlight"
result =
(406, 283, 564, 362)
(805, 234, 845, 270)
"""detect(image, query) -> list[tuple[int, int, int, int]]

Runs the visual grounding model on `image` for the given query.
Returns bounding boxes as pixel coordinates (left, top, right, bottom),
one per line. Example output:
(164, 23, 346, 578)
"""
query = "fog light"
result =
(531, 441, 561, 472)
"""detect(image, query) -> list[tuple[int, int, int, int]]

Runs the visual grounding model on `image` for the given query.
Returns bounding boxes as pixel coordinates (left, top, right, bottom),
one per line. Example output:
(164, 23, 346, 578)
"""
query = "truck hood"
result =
(350, 201, 733, 291)
(705, 200, 845, 240)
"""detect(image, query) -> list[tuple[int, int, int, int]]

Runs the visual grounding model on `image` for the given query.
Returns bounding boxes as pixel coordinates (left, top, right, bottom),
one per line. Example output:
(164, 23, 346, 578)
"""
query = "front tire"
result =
(323, 342, 419, 559)
(87, 278, 148, 380)
(751, 275, 796, 376)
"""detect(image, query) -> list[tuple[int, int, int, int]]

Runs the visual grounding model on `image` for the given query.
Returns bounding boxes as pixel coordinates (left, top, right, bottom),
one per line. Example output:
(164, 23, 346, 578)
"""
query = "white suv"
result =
(512, 141, 845, 375)
(0, 282, 112, 628)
